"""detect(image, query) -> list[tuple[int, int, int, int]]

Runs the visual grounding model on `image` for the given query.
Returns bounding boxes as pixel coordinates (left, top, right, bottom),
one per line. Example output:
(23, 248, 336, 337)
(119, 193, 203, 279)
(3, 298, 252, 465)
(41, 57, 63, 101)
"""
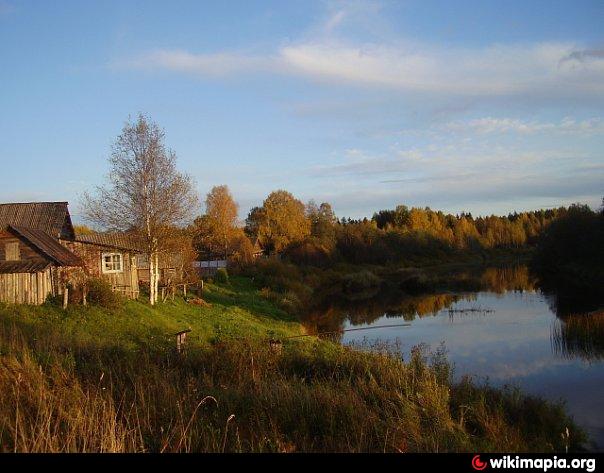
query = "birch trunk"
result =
(149, 252, 156, 305)
(153, 252, 159, 304)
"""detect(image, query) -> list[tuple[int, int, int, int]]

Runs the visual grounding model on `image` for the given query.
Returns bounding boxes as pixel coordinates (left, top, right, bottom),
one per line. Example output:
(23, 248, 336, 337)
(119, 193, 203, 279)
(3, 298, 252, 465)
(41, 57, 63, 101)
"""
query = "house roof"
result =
(0, 202, 74, 239)
(9, 225, 83, 267)
(0, 260, 52, 274)
(76, 232, 144, 252)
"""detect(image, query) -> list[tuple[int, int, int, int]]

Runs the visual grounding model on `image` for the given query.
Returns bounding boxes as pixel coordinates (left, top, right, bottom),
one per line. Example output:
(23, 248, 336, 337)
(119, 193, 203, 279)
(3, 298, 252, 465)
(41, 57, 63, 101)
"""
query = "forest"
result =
(194, 186, 571, 267)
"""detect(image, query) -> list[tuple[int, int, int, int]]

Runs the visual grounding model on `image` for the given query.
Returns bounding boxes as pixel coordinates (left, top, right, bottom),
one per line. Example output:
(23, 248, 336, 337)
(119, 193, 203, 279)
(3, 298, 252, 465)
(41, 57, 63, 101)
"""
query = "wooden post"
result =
(174, 329, 191, 354)
(62, 287, 69, 309)
(82, 285, 87, 306)
(183, 284, 187, 298)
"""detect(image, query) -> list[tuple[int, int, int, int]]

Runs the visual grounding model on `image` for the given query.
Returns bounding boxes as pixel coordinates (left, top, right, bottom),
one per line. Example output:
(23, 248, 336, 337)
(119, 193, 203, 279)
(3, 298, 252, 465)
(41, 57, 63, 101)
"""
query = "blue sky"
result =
(1, 0, 603, 221)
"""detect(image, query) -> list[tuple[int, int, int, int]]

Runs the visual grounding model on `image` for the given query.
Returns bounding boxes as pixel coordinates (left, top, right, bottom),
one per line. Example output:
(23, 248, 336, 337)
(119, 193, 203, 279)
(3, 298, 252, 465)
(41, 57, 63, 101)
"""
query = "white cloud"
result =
(122, 40, 604, 99)
(445, 117, 604, 135)
(278, 42, 604, 97)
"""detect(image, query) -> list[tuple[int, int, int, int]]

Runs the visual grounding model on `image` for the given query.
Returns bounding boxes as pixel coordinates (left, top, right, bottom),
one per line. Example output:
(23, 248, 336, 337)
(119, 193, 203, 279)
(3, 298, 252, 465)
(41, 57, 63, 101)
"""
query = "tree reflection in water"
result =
(302, 265, 603, 359)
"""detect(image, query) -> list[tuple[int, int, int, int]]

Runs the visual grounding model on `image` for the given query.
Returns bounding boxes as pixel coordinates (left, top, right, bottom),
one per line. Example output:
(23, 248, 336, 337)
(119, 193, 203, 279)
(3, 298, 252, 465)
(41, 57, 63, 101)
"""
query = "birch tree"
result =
(82, 114, 198, 305)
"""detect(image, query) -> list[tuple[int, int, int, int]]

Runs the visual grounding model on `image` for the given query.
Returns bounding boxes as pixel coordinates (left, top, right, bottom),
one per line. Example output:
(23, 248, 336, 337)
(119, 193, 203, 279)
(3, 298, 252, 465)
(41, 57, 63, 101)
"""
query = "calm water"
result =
(312, 267, 604, 449)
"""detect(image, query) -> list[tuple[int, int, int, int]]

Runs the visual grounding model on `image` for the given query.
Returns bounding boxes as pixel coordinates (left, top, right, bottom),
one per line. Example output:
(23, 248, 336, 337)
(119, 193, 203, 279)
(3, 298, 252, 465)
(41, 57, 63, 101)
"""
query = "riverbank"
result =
(0, 275, 586, 452)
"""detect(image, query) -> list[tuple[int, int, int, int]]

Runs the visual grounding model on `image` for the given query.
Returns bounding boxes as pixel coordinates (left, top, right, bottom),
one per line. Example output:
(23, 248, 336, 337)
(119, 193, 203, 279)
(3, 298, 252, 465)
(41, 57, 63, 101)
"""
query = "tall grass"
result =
(0, 316, 585, 452)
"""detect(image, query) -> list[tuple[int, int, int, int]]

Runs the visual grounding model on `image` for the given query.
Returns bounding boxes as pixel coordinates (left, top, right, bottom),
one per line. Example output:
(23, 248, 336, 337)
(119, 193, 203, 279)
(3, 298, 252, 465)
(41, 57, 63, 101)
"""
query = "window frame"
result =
(101, 252, 124, 274)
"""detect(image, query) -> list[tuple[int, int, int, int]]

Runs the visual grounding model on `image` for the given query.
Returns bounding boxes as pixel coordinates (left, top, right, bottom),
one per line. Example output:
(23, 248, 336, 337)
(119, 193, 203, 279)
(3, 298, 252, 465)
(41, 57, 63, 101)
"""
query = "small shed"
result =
(0, 225, 84, 304)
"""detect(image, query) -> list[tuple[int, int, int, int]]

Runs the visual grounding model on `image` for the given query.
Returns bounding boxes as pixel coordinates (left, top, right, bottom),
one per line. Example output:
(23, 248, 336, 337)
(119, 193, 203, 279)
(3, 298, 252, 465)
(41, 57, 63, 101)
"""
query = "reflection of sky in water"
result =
(342, 291, 604, 449)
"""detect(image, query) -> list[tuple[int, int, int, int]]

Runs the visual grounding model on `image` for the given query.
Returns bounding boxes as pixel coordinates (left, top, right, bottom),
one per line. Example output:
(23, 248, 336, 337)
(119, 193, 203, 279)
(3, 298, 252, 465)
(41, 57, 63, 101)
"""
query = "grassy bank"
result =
(0, 277, 586, 452)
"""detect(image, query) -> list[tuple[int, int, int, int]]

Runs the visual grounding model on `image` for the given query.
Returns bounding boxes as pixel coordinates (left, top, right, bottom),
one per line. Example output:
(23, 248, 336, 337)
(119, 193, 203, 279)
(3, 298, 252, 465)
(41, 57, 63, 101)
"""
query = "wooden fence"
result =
(0, 269, 54, 305)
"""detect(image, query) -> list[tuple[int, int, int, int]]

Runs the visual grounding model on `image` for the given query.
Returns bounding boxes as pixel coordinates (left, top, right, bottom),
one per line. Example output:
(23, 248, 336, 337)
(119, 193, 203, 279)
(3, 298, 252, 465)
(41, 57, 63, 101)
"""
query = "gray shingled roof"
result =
(76, 233, 144, 252)
(0, 202, 74, 239)
(0, 260, 52, 274)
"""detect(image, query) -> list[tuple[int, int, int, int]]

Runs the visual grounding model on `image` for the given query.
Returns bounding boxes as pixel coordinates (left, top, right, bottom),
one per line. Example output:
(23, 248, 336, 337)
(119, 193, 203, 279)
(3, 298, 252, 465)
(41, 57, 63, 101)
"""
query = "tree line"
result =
(194, 184, 570, 267)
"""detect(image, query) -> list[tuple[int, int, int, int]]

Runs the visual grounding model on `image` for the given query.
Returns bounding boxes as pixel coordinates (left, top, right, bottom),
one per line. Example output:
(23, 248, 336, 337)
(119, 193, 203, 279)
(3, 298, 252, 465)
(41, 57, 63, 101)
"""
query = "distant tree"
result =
(193, 185, 240, 259)
(82, 114, 198, 305)
(307, 200, 337, 244)
(245, 206, 266, 239)
(250, 190, 310, 253)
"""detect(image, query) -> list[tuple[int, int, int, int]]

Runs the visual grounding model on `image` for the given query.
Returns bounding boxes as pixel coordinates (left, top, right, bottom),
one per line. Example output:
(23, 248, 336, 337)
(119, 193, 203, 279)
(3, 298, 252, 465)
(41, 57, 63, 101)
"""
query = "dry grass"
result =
(0, 317, 586, 453)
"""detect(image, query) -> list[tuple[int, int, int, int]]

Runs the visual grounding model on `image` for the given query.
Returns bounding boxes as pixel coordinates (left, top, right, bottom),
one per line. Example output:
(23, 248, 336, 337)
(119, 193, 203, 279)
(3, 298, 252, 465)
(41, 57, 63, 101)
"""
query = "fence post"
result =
(62, 287, 69, 309)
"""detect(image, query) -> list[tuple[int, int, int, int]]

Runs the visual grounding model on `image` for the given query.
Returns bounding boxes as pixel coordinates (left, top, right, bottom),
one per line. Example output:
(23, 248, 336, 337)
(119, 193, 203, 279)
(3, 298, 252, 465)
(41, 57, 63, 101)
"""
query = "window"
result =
(102, 253, 123, 273)
(5, 242, 20, 261)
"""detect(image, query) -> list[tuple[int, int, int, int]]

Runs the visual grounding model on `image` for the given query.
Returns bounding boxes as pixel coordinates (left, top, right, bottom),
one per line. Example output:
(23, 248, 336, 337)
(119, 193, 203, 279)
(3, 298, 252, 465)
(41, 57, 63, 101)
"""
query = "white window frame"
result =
(102, 252, 123, 274)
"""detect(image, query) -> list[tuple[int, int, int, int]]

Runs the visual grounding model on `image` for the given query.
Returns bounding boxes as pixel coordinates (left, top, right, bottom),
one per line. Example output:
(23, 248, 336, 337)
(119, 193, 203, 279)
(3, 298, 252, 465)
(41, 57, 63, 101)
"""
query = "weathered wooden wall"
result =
(137, 253, 183, 284)
(61, 240, 139, 298)
(0, 268, 53, 304)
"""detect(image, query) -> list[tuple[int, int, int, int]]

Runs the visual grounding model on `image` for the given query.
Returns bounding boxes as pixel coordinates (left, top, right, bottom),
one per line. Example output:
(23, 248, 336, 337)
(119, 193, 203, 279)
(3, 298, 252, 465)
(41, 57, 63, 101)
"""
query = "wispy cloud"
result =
(324, 10, 346, 33)
(560, 48, 604, 64)
(120, 40, 604, 100)
(444, 117, 604, 135)
(121, 49, 276, 77)
(278, 42, 604, 96)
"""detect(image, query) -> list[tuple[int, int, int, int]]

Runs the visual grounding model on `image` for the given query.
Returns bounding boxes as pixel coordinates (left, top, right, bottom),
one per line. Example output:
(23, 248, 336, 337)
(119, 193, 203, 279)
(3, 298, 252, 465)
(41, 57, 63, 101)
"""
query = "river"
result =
(306, 266, 604, 449)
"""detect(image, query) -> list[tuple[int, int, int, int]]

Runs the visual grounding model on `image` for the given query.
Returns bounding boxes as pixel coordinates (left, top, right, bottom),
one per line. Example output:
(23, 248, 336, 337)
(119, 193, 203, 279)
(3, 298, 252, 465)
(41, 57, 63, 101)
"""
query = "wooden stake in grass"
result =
(174, 329, 191, 354)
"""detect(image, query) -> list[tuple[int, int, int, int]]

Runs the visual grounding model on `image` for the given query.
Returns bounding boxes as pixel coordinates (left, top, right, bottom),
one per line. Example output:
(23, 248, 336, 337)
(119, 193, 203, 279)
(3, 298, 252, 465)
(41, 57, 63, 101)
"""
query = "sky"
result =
(1, 0, 603, 221)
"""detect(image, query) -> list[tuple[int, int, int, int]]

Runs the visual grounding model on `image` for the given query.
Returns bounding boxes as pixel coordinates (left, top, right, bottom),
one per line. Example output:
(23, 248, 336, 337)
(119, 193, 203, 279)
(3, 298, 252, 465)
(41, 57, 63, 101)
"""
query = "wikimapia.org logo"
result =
(471, 455, 597, 472)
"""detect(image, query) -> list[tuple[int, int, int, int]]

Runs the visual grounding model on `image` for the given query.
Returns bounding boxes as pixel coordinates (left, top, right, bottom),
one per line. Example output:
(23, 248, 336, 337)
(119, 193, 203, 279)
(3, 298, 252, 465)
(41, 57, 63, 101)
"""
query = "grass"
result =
(3, 277, 303, 353)
(0, 276, 587, 453)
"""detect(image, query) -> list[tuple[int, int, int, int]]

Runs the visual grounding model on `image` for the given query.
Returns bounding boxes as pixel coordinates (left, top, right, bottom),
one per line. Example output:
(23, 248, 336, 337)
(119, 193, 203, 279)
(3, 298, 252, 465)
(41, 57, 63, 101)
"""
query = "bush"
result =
(214, 268, 229, 284)
(86, 278, 122, 308)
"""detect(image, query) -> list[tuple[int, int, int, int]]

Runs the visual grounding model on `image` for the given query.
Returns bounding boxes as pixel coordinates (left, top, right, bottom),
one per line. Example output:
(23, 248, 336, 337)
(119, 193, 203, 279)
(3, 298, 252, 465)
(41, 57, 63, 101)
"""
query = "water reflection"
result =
(302, 265, 604, 448)
(552, 310, 604, 361)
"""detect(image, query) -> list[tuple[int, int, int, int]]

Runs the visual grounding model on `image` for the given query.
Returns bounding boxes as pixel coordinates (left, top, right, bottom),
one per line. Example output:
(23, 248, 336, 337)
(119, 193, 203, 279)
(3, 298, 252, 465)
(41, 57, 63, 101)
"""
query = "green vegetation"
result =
(0, 277, 585, 452)
(214, 268, 230, 285)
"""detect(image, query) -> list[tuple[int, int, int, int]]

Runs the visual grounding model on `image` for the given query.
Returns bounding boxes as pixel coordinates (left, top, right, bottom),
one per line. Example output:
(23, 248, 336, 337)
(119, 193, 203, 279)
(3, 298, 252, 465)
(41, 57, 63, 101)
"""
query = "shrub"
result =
(86, 278, 121, 308)
(214, 268, 229, 284)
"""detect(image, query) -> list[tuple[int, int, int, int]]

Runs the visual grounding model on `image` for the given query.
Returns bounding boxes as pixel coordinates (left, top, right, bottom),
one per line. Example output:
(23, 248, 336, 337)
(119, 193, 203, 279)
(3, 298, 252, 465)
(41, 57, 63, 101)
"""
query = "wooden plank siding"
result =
(61, 240, 140, 298)
(0, 268, 53, 304)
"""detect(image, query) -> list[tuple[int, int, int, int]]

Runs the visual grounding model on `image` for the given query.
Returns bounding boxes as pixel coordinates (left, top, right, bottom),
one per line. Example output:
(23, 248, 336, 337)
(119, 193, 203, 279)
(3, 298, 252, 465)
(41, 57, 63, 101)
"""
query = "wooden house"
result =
(0, 201, 193, 304)
(63, 232, 142, 299)
(0, 202, 84, 304)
